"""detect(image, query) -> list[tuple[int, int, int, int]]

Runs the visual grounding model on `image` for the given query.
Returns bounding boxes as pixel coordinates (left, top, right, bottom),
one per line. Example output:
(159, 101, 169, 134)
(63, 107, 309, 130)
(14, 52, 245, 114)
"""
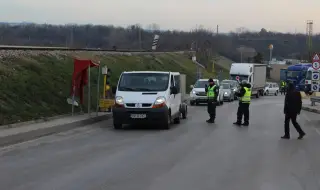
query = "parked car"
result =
(264, 82, 279, 96)
(221, 80, 239, 99)
(220, 83, 235, 102)
(189, 79, 224, 106)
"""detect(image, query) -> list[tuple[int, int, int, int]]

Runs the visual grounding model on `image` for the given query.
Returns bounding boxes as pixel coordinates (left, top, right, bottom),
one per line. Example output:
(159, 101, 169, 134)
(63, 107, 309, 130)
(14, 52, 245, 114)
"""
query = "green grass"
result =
(0, 52, 213, 125)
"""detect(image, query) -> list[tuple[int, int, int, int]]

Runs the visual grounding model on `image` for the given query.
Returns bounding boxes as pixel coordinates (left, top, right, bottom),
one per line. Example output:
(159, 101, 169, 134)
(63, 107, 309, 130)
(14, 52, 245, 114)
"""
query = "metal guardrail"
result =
(0, 45, 195, 53)
(311, 97, 320, 106)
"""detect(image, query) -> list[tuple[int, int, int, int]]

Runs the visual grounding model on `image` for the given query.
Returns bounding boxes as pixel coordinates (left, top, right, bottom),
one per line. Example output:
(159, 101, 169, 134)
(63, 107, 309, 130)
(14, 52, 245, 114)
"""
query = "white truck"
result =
(229, 63, 267, 98)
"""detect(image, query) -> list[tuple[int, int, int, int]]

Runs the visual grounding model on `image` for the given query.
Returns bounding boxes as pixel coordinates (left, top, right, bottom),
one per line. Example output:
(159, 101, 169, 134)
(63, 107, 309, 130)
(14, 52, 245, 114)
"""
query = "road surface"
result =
(1, 96, 320, 190)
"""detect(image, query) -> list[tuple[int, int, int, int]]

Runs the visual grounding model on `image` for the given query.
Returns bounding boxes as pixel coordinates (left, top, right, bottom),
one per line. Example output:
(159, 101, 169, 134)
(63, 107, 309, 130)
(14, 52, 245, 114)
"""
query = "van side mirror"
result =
(190, 85, 194, 89)
(170, 86, 178, 94)
(111, 86, 117, 94)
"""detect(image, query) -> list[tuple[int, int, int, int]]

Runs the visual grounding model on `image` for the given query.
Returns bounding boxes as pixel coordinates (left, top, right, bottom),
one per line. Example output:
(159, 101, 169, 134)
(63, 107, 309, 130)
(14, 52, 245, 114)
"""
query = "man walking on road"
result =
(282, 82, 306, 139)
(205, 78, 219, 123)
(233, 80, 251, 126)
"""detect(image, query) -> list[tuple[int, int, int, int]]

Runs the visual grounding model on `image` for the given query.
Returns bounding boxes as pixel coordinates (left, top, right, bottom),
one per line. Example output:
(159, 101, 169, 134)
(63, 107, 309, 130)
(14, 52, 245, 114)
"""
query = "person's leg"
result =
(210, 103, 216, 122)
(282, 114, 290, 139)
(291, 114, 306, 139)
(207, 101, 213, 123)
(234, 103, 243, 125)
(243, 103, 249, 126)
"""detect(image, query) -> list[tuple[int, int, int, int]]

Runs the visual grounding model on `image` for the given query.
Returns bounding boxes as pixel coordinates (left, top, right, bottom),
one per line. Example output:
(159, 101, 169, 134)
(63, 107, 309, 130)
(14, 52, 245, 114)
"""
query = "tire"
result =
(174, 115, 180, 124)
(275, 91, 278, 96)
(113, 123, 122, 130)
(196, 102, 199, 106)
(256, 92, 259, 98)
(190, 101, 195, 106)
(163, 112, 172, 130)
(182, 106, 187, 119)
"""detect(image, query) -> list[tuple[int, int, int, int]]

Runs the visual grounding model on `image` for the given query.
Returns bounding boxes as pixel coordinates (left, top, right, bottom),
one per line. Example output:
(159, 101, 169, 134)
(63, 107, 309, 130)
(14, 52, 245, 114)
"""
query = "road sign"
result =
(312, 54, 320, 70)
(236, 76, 240, 81)
(311, 81, 319, 91)
(312, 71, 319, 80)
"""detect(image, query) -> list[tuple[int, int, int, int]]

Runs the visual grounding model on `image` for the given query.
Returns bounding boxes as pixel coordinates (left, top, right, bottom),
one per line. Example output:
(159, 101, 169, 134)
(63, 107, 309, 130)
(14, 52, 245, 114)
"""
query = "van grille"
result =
(125, 103, 152, 108)
(196, 92, 206, 96)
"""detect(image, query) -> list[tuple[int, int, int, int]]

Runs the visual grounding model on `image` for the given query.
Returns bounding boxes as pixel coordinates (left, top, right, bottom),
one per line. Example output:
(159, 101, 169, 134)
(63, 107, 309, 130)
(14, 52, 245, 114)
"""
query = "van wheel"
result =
(163, 113, 172, 130)
(190, 100, 195, 106)
(256, 92, 259, 98)
(174, 115, 180, 124)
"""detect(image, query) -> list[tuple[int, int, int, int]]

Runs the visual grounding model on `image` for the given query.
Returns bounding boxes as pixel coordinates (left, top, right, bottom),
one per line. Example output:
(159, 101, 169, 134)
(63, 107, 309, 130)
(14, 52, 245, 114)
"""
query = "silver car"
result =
(221, 80, 239, 100)
(220, 83, 235, 102)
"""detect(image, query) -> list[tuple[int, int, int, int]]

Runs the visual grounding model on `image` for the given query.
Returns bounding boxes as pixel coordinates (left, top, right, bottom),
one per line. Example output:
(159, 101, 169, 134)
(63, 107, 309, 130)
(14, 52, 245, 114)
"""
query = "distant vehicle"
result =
(280, 68, 287, 82)
(220, 83, 235, 101)
(112, 71, 187, 130)
(189, 78, 224, 106)
(221, 79, 239, 99)
(286, 63, 312, 91)
(229, 63, 267, 98)
(264, 82, 279, 96)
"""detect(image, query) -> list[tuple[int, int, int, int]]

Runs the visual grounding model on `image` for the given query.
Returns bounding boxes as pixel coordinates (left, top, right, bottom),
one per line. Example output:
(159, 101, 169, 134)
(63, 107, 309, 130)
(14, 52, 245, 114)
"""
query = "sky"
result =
(1, 0, 319, 33)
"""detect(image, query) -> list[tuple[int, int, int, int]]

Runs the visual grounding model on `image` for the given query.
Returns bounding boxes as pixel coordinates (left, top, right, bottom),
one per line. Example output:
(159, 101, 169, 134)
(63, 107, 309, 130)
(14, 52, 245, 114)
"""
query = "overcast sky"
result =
(1, 0, 319, 33)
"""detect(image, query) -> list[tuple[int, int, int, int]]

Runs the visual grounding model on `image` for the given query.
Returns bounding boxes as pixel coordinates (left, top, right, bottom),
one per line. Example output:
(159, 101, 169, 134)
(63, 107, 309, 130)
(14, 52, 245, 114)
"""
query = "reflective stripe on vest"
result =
(241, 87, 251, 103)
(207, 85, 216, 98)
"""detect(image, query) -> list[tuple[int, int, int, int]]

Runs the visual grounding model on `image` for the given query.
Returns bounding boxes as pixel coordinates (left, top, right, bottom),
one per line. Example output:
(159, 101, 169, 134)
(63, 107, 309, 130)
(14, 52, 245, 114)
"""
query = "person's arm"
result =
(237, 87, 246, 97)
(205, 84, 208, 93)
(297, 92, 302, 114)
(214, 86, 219, 101)
(284, 94, 288, 114)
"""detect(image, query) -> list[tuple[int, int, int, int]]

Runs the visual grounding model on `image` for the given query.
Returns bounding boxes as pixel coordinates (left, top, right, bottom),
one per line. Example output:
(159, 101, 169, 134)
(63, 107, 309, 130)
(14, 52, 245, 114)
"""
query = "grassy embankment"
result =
(0, 52, 228, 125)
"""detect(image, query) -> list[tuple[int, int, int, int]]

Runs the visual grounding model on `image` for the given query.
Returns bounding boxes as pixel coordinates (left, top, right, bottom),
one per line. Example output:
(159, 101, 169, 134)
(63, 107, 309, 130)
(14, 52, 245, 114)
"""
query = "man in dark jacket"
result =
(205, 78, 219, 123)
(282, 82, 306, 139)
(233, 80, 251, 126)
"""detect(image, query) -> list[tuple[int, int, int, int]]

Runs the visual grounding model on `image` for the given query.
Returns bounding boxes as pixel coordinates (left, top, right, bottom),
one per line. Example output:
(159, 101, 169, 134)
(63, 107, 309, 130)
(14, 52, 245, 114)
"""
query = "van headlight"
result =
(152, 96, 166, 108)
(192, 90, 196, 94)
(115, 96, 124, 105)
(224, 92, 228, 95)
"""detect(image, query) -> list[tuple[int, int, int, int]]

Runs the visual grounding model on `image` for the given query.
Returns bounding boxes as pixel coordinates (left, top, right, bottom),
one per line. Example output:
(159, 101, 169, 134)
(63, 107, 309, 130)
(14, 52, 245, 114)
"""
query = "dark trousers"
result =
(284, 113, 305, 137)
(237, 102, 250, 124)
(207, 100, 216, 121)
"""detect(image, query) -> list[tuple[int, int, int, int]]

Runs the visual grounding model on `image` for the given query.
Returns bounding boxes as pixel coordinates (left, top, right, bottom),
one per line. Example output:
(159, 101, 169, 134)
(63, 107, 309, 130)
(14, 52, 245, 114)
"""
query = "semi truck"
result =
(286, 63, 312, 91)
(229, 63, 267, 98)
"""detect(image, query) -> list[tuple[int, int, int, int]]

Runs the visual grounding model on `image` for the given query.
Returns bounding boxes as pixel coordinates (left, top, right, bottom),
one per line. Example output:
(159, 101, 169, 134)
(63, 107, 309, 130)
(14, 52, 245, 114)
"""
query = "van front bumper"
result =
(112, 106, 169, 125)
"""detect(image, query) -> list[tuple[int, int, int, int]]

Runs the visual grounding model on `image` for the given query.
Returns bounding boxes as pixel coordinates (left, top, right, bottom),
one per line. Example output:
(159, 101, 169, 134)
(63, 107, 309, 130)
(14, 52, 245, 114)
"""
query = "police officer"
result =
(233, 80, 251, 126)
(205, 78, 219, 123)
(280, 80, 286, 95)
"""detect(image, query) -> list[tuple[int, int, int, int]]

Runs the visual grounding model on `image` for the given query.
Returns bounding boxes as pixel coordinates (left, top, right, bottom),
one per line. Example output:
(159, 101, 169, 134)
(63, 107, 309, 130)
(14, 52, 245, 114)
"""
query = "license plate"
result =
(130, 114, 146, 119)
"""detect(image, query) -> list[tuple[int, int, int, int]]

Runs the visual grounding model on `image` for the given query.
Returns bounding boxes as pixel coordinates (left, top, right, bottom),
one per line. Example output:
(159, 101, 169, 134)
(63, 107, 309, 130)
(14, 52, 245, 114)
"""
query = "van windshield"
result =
(118, 73, 169, 91)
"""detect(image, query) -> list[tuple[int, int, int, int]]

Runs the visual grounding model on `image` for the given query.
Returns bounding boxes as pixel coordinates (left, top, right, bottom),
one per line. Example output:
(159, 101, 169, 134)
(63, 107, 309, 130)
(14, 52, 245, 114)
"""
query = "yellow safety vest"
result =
(207, 85, 216, 99)
(241, 87, 251, 103)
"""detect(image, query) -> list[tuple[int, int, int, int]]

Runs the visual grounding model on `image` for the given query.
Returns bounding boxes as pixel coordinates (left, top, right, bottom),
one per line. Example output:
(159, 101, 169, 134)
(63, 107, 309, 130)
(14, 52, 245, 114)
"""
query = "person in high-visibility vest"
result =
(280, 80, 286, 95)
(205, 78, 219, 123)
(233, 80, 251, 126)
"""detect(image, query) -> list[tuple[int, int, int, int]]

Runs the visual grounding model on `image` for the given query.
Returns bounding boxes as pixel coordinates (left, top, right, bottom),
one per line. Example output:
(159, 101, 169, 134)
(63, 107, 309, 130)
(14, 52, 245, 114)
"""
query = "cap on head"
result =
(241, 80, 247, 84)
(208, 78, 214, 83)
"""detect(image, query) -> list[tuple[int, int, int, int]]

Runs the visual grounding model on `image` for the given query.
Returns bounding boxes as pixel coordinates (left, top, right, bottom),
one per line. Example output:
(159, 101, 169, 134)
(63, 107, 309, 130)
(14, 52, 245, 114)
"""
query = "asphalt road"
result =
(1, 95, 320, 190)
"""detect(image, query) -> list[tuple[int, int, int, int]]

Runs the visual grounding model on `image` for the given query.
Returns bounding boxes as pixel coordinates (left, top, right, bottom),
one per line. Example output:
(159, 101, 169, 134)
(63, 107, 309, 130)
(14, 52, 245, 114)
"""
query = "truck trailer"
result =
(229, 63, 267, 98)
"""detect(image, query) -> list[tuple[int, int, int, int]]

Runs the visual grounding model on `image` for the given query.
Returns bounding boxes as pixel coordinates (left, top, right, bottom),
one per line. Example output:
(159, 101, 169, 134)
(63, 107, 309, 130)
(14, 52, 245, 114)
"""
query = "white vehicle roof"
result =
(230, 63, 266, 75)
(122, 71, 179, 75)
(198, 78, 219, 81)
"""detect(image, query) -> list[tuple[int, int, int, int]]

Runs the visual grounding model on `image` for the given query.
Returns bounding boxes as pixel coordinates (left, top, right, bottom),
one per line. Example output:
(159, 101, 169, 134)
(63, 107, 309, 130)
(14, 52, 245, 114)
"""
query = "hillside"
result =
(0, 23, 318, 62)
(0, 51, 225, 125)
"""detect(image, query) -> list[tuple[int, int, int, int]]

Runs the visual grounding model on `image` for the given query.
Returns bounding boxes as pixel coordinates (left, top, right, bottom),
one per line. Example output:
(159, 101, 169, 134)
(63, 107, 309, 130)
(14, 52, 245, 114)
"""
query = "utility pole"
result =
(139, 27, 142, 50)
(306, 20, 313, 61)
(217, 25, 219, 35)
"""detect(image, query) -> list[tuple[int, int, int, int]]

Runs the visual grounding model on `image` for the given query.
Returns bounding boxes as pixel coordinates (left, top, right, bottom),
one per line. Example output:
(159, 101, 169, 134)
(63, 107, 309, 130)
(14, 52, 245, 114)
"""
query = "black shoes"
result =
(281, 135, 290, 139)
(298, 133, 306, 140)
(281, 133, 306, 140)
(206, 119, 214, 123)
(233, 122, 249, 126)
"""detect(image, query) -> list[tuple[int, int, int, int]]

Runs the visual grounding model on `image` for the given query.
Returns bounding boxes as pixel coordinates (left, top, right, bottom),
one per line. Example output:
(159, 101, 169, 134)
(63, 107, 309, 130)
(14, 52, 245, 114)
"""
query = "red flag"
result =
(71, 59, 99, 104)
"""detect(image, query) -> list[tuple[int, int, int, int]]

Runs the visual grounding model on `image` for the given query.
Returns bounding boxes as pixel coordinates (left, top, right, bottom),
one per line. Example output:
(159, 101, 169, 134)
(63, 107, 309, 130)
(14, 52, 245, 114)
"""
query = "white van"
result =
(112, 71, 186, 129)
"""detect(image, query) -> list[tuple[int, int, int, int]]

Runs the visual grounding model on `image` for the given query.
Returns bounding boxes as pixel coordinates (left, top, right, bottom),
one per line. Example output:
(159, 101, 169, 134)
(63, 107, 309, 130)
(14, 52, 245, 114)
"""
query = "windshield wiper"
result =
(134, 88, 152, 91)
